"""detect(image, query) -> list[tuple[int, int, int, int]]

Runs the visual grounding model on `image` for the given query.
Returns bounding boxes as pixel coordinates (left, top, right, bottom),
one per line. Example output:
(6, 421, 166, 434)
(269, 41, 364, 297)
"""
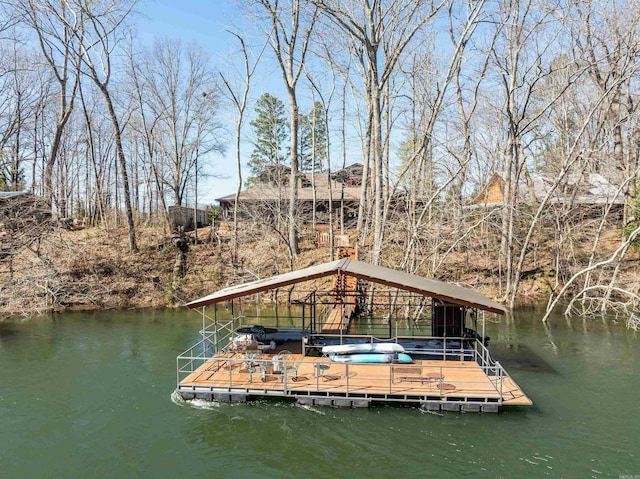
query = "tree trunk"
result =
(100, 84, 138, 253)
(287, 86, 299, 257)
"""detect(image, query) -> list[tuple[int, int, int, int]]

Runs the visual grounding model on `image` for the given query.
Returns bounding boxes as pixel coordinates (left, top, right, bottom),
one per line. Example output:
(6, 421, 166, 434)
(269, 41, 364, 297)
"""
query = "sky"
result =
(135, 0, 289, 205)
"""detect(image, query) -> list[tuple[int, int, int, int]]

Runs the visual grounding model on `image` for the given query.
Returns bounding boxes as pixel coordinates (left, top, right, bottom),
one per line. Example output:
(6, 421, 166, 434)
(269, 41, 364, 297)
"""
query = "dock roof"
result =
(186, 258, 507, 314)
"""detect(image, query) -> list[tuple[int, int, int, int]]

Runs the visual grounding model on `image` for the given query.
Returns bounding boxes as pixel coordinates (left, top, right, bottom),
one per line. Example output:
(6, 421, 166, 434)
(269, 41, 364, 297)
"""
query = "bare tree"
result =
(484, 0, 587, 307)
(141, 37, 223, 208)
(312, 0, 447, 265)
(12, 0, 82, 205)
(391, 1, 490, 275)
(219, 32, 267, 264)
(47, 0, 140, 251)
(562, 0, 640, 219)
(253, 0, 319, 259)
(126, 41, 170, 230)
(497, 0, 640, 313)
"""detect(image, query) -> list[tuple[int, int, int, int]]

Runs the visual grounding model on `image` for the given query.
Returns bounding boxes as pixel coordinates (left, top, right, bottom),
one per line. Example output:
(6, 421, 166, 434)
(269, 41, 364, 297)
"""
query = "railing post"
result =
(282, 358, 288, 393)
(443, 337, 446, 361)
(346, 363, 349, 394)
(213, 322, 218, 355)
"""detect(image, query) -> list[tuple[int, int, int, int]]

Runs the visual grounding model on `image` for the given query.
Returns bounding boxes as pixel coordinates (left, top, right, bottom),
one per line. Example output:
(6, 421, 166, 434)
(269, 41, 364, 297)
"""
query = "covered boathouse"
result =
(176, 258, 532, 412)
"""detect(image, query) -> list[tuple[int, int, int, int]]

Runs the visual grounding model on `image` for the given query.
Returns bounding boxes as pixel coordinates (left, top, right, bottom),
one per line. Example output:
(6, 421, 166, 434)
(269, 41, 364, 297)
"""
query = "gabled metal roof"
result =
(185, 258, 507, 314)
(186, 259, 347, 308)
(341, 260, 506, 314)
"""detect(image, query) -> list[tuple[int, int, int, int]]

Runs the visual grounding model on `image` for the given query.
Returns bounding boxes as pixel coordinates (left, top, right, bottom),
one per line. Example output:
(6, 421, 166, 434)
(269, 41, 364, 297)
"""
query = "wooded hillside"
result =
(1, 1, 639, 325)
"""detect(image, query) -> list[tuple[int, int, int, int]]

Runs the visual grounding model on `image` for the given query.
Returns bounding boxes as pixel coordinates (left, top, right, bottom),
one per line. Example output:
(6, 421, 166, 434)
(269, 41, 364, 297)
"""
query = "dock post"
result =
(282, 359, 288, 393)
(482, 311, 486, 366)
(212, 306, 218, 354)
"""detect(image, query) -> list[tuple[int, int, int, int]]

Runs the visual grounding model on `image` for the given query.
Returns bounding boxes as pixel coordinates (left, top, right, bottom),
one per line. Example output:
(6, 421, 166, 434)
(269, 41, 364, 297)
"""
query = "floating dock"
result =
(178, 351, 530, 411)
(179, 258, 532, 412)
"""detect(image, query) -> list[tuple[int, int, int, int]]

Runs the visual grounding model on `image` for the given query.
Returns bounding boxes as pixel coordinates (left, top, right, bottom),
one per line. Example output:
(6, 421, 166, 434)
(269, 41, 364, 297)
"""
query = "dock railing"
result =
(177, 318, 235, 386)
(306, 333, 477, 361)
(177, 353, 509, 403)
(178, 327, 511, 402)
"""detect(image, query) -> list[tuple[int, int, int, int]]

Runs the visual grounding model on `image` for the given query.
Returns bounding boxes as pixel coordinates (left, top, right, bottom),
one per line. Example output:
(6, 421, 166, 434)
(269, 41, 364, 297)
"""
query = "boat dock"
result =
(179, 258, 532, 412)
(177, 350, 530, 411)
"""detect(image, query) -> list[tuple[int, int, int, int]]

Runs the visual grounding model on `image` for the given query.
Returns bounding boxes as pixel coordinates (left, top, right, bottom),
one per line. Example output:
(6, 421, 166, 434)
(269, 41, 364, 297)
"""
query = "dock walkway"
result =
(320, 245, 358, 334)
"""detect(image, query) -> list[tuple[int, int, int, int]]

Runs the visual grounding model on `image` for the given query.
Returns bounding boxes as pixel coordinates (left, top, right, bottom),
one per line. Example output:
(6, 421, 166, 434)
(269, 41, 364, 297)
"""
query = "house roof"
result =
(472, 172, 624, 206)
(216, 184, 361, 203)
(218, 163, 365, 203)
(185, 258, 507, 314)
(331, 163, 363, 180)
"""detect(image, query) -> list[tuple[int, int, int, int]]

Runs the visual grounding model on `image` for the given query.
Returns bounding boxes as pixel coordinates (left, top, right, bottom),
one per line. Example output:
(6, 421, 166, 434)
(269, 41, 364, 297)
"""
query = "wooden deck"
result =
(178, 352, 532, 411)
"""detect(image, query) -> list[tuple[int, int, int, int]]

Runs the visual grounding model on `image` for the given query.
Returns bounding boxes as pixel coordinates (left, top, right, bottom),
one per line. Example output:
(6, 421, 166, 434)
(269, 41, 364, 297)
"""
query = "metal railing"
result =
(177, 322, 510, 402)
(305, 333, 477, 360)
(177, 318, 235, 386)
(177, 353, 509, 403)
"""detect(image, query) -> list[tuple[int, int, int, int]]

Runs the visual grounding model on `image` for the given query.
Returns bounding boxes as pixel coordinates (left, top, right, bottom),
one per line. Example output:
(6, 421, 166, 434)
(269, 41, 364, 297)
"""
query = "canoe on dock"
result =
(328, 352, 414, 364)
(322, 343, 405, 355)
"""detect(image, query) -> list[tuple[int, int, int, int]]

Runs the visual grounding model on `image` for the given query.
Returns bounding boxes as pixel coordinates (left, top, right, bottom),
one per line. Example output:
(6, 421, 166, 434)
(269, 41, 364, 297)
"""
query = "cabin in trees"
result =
(168, 205, 210, 232)
(216, 163, 364, 228)
(471, 172, 625, 220)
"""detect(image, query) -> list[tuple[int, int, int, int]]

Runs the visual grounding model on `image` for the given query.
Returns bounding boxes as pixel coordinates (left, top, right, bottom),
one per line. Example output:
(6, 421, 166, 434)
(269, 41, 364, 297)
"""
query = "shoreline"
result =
(1, 225, 634, 318)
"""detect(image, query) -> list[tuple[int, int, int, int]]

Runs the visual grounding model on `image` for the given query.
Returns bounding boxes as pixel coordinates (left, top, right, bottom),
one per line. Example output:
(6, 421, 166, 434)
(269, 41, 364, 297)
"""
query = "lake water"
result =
(0, 308, 638, 478)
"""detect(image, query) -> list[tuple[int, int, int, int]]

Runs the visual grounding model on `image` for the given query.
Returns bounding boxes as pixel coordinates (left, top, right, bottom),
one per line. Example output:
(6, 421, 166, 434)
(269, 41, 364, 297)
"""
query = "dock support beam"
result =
(296, 397, 371, 408)
(420, 401, 500, 413)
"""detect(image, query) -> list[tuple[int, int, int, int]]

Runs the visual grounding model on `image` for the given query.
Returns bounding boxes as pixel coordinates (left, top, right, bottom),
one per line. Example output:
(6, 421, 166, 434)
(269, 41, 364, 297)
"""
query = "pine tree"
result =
(247, 93, 288, 185)
(298, 101, 327, 173)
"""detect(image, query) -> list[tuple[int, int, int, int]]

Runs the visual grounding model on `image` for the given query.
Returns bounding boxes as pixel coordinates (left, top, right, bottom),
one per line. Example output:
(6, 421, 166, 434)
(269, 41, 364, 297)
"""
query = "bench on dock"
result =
(392, 365, 443, 385)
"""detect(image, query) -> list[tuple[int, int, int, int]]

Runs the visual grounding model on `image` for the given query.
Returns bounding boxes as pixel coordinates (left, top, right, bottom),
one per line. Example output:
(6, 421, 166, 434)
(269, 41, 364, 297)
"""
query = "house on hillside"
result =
(168, 205, 210, 232)
(217, 164, 365, 228)
(471, 172, 625, 219)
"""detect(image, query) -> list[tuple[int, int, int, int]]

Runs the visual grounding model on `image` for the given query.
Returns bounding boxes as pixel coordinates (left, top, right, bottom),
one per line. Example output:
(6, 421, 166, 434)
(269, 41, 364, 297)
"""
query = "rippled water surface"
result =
(0, 308, 638, 478)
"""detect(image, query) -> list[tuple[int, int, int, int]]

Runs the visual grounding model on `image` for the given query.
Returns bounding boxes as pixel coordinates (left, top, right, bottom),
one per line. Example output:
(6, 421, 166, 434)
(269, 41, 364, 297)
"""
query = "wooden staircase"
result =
(321, 242, 358, 334)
